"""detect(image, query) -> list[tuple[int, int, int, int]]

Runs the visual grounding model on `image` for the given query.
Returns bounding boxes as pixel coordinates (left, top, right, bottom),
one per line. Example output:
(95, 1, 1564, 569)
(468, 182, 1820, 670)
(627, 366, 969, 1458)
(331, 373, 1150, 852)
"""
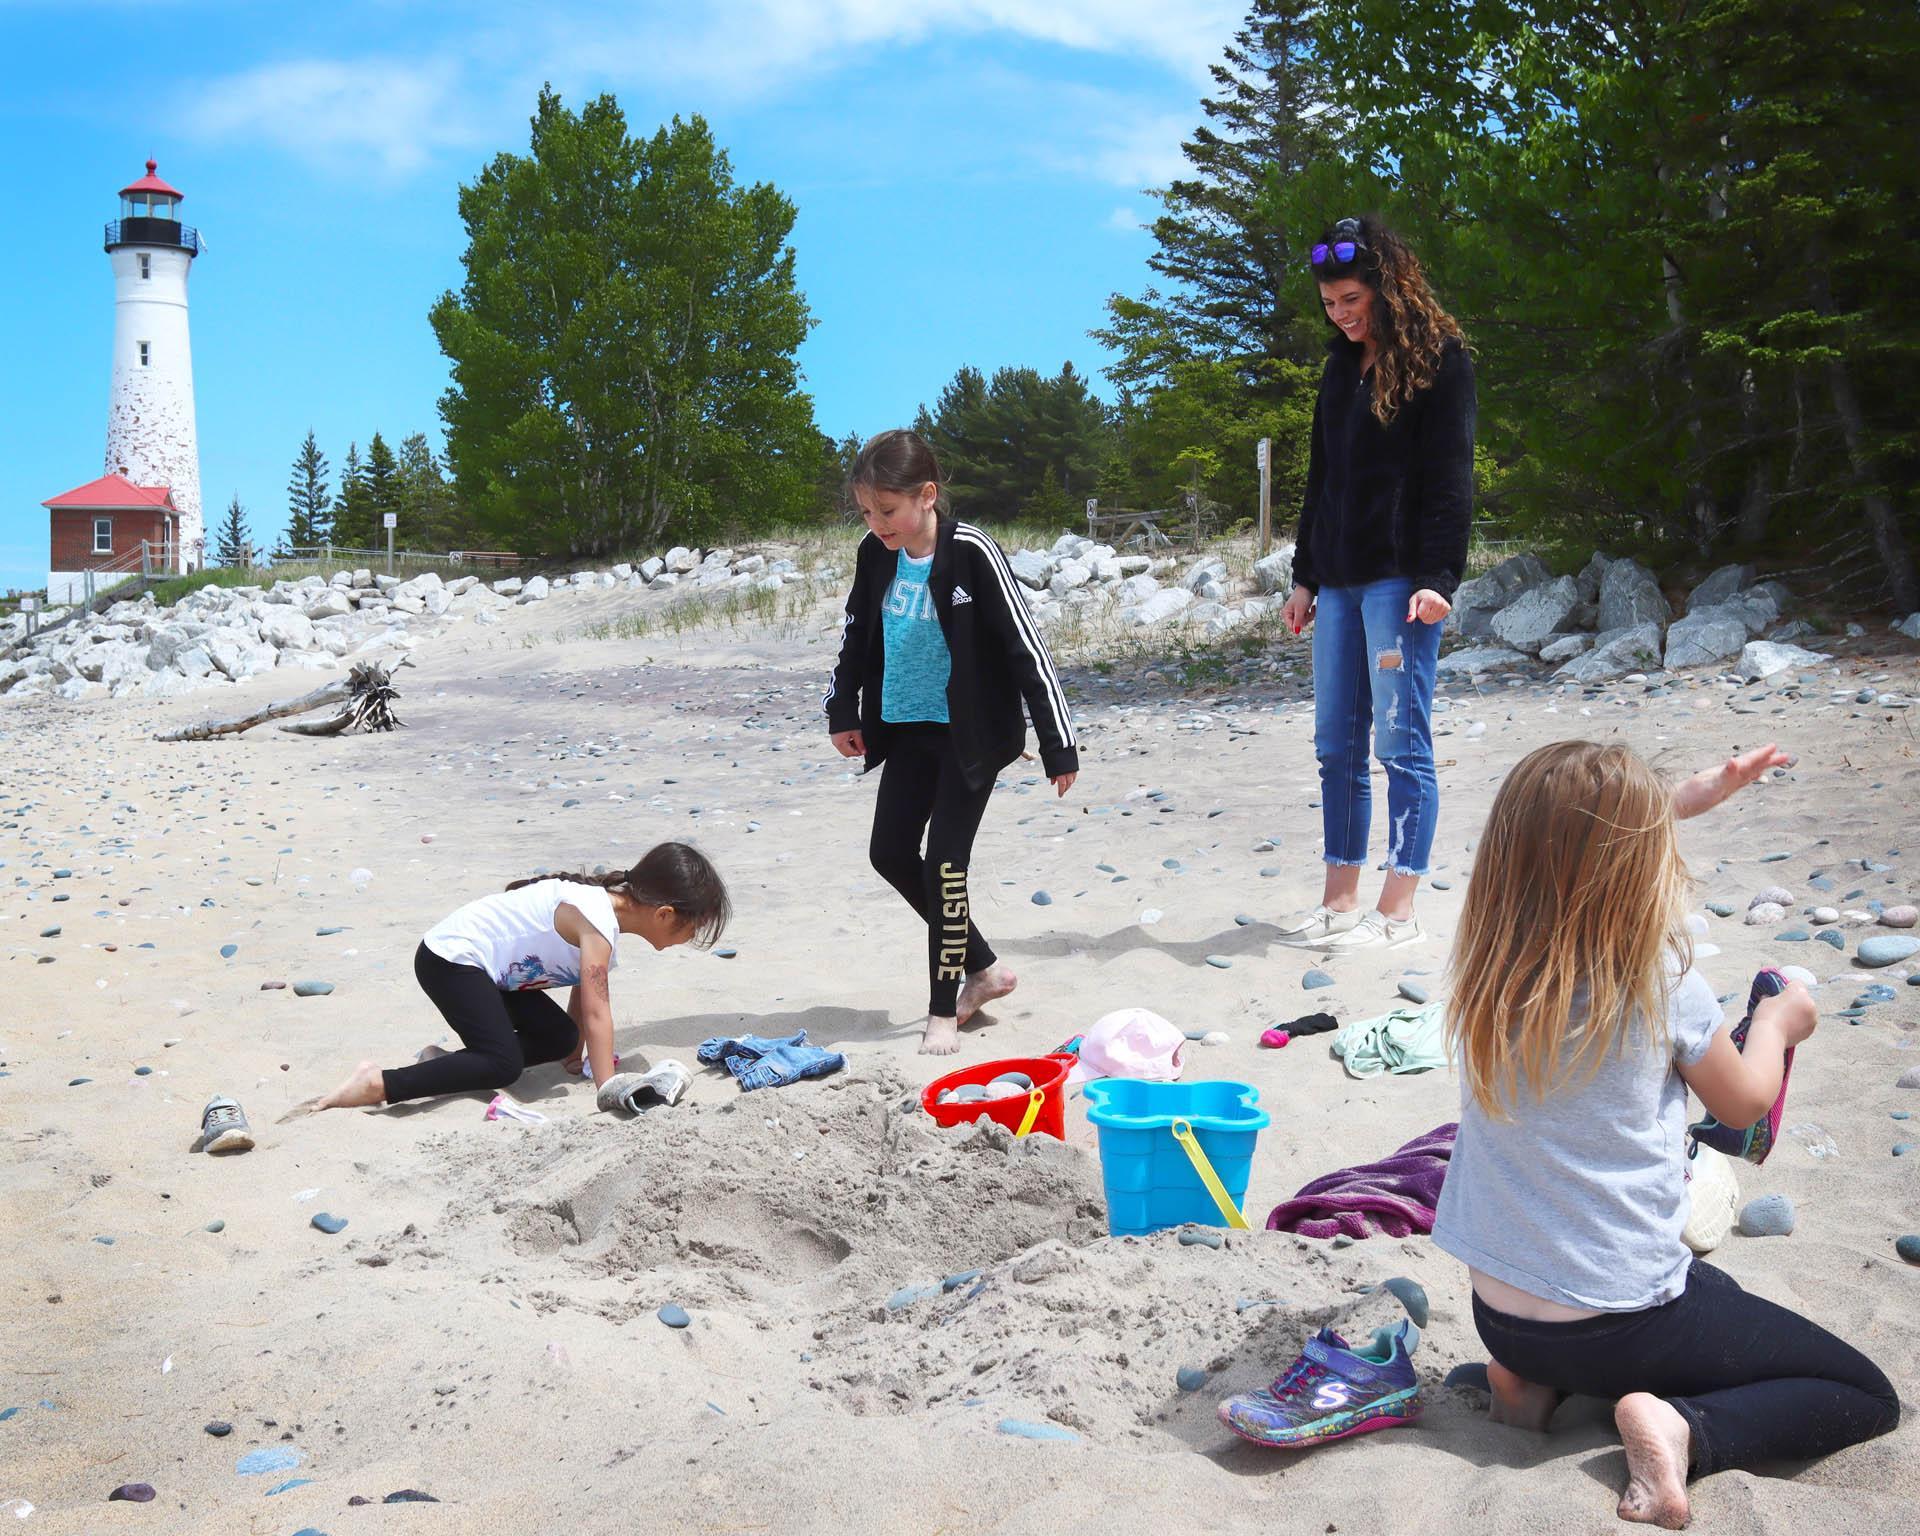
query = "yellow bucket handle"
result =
(1014, 1086, 1046, 1138)
(1169, 1118, 1250, 1230)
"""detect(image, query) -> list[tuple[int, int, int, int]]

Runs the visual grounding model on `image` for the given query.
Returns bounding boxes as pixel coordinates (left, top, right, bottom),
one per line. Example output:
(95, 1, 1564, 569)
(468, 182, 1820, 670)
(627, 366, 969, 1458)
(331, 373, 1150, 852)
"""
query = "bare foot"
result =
(1615, 1393, 1692, 1530)
(956, 963, 1018, 1026)
(315, 1060, 387, 1111)
(1487, 1360, 1564, 1431)
(919, 1015, 961, 1056)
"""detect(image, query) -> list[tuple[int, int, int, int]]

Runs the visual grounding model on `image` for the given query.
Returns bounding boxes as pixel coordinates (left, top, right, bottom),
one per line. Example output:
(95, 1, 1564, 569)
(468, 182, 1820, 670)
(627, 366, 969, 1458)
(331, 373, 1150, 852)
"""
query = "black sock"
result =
(1282, 1011, 1340, 1036)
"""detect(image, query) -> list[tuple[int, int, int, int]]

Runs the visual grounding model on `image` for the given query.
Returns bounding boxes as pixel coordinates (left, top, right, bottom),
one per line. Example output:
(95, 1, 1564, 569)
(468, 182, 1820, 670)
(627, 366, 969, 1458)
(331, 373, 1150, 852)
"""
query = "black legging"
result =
(1473, 1259, 1899, 1477)
(381, 943, 578, 1103)
(868, 725, 996, 1017)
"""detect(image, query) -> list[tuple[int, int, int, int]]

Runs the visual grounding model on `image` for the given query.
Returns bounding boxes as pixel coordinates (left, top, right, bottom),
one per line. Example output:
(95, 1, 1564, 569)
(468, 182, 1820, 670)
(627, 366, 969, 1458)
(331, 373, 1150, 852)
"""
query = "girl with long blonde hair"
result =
(1431, 741, 1897, 1529)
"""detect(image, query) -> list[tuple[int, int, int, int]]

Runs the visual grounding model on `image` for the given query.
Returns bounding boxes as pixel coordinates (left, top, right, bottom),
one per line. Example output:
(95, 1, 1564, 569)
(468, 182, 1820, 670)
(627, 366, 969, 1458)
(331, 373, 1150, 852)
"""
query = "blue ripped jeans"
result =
(1312, 579, 1442, 877)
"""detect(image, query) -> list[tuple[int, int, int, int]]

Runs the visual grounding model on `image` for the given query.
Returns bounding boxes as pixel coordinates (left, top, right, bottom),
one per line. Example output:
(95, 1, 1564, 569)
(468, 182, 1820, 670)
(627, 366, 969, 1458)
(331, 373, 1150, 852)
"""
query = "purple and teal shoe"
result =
(1218, 1320, 1422, 1448)
(1689, 967, 1793, 1164)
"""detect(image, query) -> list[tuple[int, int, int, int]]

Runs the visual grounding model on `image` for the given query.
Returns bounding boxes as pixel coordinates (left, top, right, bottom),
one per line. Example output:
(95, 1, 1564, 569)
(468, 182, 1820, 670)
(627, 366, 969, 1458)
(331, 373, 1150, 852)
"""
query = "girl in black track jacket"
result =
(826, 429, 1079, 1055)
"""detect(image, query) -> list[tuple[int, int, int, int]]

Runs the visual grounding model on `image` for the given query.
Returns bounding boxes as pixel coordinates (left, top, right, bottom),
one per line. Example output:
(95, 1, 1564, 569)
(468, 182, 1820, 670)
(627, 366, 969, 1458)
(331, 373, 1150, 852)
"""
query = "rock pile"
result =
(999, 534, 1294, 638)
(0, 548, 830, 704)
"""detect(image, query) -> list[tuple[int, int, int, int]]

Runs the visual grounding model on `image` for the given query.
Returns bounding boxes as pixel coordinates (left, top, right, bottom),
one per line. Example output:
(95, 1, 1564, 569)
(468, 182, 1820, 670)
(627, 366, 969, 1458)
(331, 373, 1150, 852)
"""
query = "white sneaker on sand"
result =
(1275, 905, 1362, 947)
(1318, 910, 1426, 952)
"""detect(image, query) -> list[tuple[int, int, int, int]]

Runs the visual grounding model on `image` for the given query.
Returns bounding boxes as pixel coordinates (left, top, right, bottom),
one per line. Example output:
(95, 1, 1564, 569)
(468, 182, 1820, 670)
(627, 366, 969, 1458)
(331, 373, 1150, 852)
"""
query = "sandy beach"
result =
(3, 572, 1916, 1534)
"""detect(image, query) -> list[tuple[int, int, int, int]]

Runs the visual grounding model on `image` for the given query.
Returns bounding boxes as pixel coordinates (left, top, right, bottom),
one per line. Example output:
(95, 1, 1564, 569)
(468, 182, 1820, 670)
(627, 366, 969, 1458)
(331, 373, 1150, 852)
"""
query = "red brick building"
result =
(45, 472, 179, 604)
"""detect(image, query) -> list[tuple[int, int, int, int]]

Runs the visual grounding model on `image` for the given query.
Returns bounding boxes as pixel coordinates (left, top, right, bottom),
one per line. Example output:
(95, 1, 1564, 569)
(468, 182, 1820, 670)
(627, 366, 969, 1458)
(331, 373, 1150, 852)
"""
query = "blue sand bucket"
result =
(1082, 1079, 1269, 1237)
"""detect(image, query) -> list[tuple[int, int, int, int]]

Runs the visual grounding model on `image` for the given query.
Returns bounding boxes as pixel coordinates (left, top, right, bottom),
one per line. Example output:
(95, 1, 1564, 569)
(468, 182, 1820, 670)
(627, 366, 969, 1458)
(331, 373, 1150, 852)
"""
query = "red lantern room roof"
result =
(120, 158, 183, 199)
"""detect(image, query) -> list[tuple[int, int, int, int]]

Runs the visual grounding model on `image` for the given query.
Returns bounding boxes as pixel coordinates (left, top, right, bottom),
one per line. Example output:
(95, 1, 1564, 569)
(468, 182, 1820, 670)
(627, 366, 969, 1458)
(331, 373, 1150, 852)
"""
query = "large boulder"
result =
(1048, 560, 1092, 597)
(665, 546, 699, 574)
(640, 557, 665, 582)
(1736, 640, 1829, 681)
(1686, 563, 1754, 614)
(491, 576, 525, 596)
(1597, 558, 1670, 633)
(207, 634, 279, 681)
(173, 646, 216, 680)
(1008, 550, 1055, 590)
(1252, 546, 1295, 595)
(1181, 556, 1228, 593)
(1435, 645, 1531, 676)
(1490, 575, 1581, 655)
(1116, 573, 1161, 605)
(73, 641, 146, 685)
(1575, 551, 1613, 603)
(445, 575, 478, 596)
(304, 588, 354, 620)
(1555, 623, 1665, 683)
(517, 575, 552, 603)
(1663, 609, 1749, 670)
(1693, 592, 1775, 640)
(1538, 633, 1593, 664)
(144, 623, 203, 671)
(1123, 589, 1194, 627)
(1895, 612, 1920, 641)
(259, 609, 317, 650)
(1115, 555, 1153, 577)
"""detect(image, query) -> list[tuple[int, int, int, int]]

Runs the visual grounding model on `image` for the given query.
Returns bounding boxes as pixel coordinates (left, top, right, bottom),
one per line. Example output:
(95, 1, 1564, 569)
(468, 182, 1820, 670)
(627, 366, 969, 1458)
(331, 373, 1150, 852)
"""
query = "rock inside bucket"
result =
(990, 1071, 1034, 1091)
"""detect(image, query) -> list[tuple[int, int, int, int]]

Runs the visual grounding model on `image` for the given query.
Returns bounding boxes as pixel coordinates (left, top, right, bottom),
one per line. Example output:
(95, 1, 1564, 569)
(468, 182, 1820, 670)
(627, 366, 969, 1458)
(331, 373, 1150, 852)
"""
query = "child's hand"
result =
(1406, 588, 1452, 625)
(830, 729, 866, 758)
(1756, 981, 1819, 1048)
(1281, 586, 1315, 635)
(1671, 743, 1794, 820)
(562, 1026, 586, 1076)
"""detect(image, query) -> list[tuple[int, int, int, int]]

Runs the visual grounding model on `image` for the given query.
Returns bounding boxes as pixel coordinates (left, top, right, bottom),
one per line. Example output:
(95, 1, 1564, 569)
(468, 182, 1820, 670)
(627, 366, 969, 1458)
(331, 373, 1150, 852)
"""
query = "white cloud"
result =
(184, 57, 482, 176)
(1106, 204, 1145, 232)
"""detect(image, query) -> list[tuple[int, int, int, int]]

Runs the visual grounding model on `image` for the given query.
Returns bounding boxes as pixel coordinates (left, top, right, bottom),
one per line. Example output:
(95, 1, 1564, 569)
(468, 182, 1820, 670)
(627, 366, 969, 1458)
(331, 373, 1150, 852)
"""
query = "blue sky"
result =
(1, 0, 1246, 591)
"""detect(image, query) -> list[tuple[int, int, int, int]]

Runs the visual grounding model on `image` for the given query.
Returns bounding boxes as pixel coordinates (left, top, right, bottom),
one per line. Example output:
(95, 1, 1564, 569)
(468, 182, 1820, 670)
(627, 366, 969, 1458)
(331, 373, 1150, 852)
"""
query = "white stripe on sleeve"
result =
(954, 525, 1076, 751)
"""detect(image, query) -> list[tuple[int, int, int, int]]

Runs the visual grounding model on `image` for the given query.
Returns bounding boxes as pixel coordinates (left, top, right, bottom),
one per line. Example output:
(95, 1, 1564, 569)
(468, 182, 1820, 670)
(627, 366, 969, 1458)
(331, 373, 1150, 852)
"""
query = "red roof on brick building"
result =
(44, 473, 176, 511)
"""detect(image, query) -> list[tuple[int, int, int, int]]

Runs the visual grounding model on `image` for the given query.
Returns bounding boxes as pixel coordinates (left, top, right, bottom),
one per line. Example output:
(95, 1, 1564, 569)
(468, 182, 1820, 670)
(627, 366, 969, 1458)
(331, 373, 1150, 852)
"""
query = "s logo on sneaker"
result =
(1311, 1382, 1353, 1411)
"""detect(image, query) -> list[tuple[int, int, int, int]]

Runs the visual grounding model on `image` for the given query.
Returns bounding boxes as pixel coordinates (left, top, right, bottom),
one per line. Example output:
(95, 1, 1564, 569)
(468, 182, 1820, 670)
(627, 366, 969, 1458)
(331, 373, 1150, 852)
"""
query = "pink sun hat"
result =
(1067, 1008, 1188, 1087)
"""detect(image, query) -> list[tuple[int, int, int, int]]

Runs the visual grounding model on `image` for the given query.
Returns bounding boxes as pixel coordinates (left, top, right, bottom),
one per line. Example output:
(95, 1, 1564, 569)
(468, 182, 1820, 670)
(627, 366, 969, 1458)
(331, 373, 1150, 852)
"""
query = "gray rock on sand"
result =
(1737, 1194, 1794, 1238)
(1745, 902, 1788, 926)
(1436, 645, 1530, 677)
(1597, 558, 1670, 632)
(1880, 905, 1918, 929)
(1007, 551, 1055, 590)
(1537, 633, 1592, 664)
(1685, 563, 1754, 613)
(1737, 640, 1828, 682)
(1124, 590, 1193, 628)
(1891, 613, 1920, 641)
(1750, 887, 1794, 909)
(1663, 608, 1750, 671)
(1856, 935, 1920, 968)
(1555, 623, 1664, 683)
(1251, 547, 1295, 595)
(1490, 575, 1580, 655)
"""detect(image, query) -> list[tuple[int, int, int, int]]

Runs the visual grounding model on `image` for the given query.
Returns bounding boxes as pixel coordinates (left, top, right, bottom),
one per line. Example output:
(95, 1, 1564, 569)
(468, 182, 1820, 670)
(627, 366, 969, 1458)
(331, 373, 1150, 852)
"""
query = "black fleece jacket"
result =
(1292, 336, 1476, 601)
(825, 518, 1079, 792)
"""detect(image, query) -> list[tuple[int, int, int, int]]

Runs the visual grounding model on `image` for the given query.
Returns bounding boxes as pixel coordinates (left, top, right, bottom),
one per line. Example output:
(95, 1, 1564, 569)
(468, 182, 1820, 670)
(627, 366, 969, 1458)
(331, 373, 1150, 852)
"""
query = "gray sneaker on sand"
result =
(201, 1095, 255, 1155)
(1318, 910, 1427, 952)
(1275, 905, 1363, 947)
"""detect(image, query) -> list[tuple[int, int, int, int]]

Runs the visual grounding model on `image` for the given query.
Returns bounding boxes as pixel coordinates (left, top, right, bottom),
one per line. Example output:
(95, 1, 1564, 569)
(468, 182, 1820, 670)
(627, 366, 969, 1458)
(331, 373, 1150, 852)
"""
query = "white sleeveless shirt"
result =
(422, 879, 622, 990)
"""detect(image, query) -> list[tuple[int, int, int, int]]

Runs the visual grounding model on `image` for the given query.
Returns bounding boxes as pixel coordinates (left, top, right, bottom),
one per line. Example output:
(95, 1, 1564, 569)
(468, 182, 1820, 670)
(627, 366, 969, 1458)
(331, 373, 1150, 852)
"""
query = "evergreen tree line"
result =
(1085, 0, 1920, 606)
(281, 428, 465, 554)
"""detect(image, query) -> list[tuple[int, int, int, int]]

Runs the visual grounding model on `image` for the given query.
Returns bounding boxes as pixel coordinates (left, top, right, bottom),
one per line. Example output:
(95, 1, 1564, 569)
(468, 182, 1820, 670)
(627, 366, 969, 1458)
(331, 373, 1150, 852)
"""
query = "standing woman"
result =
(827, 429, 1079, 1055)
(1277, 216, 1475, 951)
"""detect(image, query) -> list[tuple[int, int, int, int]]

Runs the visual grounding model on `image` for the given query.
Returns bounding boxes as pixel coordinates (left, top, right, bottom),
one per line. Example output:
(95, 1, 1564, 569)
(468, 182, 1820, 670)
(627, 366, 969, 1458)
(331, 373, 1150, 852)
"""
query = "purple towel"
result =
(1264, 1123, 1457, 1240)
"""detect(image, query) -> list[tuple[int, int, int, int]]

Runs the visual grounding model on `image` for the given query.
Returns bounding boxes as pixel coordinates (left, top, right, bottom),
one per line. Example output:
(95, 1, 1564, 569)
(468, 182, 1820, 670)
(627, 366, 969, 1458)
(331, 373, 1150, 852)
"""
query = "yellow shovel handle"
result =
(1170, 1118, 1250, 1229)
(1015, 1086, 1046, 1138)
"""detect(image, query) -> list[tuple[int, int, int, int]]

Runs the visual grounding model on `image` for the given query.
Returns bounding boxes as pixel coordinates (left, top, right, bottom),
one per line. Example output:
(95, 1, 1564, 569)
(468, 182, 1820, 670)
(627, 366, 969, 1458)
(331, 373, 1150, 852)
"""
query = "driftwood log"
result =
(155, 659, 409, 742)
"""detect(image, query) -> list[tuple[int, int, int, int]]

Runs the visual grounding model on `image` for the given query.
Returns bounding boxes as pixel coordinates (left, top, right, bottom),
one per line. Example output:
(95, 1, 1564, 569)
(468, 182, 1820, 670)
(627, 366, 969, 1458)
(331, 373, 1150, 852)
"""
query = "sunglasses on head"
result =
(1310, 219, 1367, 269)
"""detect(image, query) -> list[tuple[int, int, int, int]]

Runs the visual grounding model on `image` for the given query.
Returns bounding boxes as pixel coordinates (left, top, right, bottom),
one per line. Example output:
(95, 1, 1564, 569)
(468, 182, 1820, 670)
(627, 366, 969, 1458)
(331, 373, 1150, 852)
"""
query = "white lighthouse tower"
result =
(103, 159, 204, 571)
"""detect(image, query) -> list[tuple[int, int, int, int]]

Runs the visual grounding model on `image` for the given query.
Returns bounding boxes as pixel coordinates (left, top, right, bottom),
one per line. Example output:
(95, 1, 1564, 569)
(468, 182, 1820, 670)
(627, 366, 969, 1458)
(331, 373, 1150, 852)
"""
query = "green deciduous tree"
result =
(432, 88, 823, 555)
(285, 429, 330, 552)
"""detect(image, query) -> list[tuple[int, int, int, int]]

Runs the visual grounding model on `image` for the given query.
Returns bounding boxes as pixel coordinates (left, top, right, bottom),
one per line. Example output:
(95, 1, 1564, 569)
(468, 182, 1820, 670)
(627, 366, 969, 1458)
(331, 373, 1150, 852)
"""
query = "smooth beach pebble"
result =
(236, 1447, 302, 1476)
(1234, 913, 1257, 926)
(996, 1418, 1079, 1443)
(204, 1421, 232, 1436)
(68, 1078, 91, 1087)
(204, 1220, 225, 1233)
(657, 1303, 691, 1328)
(315, 926, 345, 936)
(941, 1269, 982, 1292)
(384, 1490, 439, 1503)
(989, 1072, 1033, 1091)
(291, 980, 334, 997)
(310, 1212, 347, 1234)
(1175, 1366, 1208, 1392)
(1445, 1362, 1492, 1393)
(1177, 1228, 1223, 1249)
(38, 926, 59, 938)
(219, 944, 238, 959)
(1896, 1235, 1920, 1265)
(1205, 955, 1232, 969)
(1738, 1194, 1795, 1238)
(1030, 890, 1052, 906)
(1378, 1276, 1429, 1328)
(1857, 936, 1920, 967)
(107, 1483, 155, 1503)
(261, 981, 286, 990)
(1881, 905, 1919, 928)
(714, 947, 738, 959)
(1302, 970, 1335, 990)
(1397, 980, 1429, 1005)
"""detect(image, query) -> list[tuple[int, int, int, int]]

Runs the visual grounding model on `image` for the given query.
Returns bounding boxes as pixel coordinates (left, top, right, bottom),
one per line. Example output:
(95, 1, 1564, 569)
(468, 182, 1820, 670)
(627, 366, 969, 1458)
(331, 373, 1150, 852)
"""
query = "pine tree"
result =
(331, 442, 369, 549)
(215, 493, 251, 567)
(397, 432, 462, 550)
(284, 429, 330, 552)
(363, 433, 402, 546)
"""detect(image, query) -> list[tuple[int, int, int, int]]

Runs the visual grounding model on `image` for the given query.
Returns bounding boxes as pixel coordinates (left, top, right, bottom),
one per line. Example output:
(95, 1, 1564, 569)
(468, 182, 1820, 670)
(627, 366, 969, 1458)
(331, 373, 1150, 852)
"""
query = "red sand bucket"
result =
(920, 1054, 1075, 1142)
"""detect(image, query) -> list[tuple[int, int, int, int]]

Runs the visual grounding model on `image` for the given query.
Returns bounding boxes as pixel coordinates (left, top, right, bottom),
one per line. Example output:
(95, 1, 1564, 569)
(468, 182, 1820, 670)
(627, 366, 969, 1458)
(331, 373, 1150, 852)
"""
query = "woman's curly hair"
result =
(1313, 216, 1465, 426)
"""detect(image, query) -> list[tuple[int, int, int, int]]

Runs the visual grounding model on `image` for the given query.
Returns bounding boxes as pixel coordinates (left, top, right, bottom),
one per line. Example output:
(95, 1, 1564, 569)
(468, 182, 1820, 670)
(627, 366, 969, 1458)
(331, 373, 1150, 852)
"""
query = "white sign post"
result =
(383, 511, 397, 576)
(1256, 437, 1273, 557)
(1085, 497, 1098, 536)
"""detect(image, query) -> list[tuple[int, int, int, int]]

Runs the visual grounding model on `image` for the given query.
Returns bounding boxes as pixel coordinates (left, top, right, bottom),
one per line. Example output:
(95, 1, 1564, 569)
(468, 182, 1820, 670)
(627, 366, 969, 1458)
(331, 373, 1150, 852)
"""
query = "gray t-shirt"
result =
(1432, 967, 1723, 1311)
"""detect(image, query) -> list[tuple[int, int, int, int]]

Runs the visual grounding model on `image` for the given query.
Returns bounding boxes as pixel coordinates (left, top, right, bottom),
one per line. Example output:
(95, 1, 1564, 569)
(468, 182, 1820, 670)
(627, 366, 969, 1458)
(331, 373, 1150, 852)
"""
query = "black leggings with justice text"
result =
(868, 726, 996, 1017)
(381, 943, 578, 1103)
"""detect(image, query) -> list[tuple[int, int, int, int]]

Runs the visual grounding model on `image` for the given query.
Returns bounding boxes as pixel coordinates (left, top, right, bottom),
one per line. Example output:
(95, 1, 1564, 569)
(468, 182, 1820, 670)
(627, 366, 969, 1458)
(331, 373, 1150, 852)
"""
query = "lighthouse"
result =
(102, 159, 204, 571)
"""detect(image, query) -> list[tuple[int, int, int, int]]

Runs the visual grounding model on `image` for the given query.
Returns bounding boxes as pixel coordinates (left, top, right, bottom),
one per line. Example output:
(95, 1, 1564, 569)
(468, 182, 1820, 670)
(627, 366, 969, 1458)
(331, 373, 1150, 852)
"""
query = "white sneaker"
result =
(1275, 905, 1362, 947)
(1318, 910, 1426, 952)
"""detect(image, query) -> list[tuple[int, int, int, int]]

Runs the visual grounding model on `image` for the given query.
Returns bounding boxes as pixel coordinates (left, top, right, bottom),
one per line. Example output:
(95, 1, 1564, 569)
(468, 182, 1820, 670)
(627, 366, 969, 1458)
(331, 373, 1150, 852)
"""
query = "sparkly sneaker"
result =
(200, 1095, 254, 1155)
(1318, 910, 1426, 952)
(1275, 905, 1362, 947)
(1218, 1320, 1422, 1448)
(1689, 968, 1792, 1164)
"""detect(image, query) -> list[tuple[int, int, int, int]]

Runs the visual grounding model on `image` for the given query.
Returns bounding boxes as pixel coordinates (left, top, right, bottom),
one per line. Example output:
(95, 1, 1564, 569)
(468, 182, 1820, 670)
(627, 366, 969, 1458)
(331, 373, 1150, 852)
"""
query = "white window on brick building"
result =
(138, 340, 151, 366)
(94, 518, 114, 554)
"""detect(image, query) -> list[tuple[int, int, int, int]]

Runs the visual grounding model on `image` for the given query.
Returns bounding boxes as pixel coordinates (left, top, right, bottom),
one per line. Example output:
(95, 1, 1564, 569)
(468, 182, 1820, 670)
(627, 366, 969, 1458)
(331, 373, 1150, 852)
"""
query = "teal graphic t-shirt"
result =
(880, 550, 950, 723)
